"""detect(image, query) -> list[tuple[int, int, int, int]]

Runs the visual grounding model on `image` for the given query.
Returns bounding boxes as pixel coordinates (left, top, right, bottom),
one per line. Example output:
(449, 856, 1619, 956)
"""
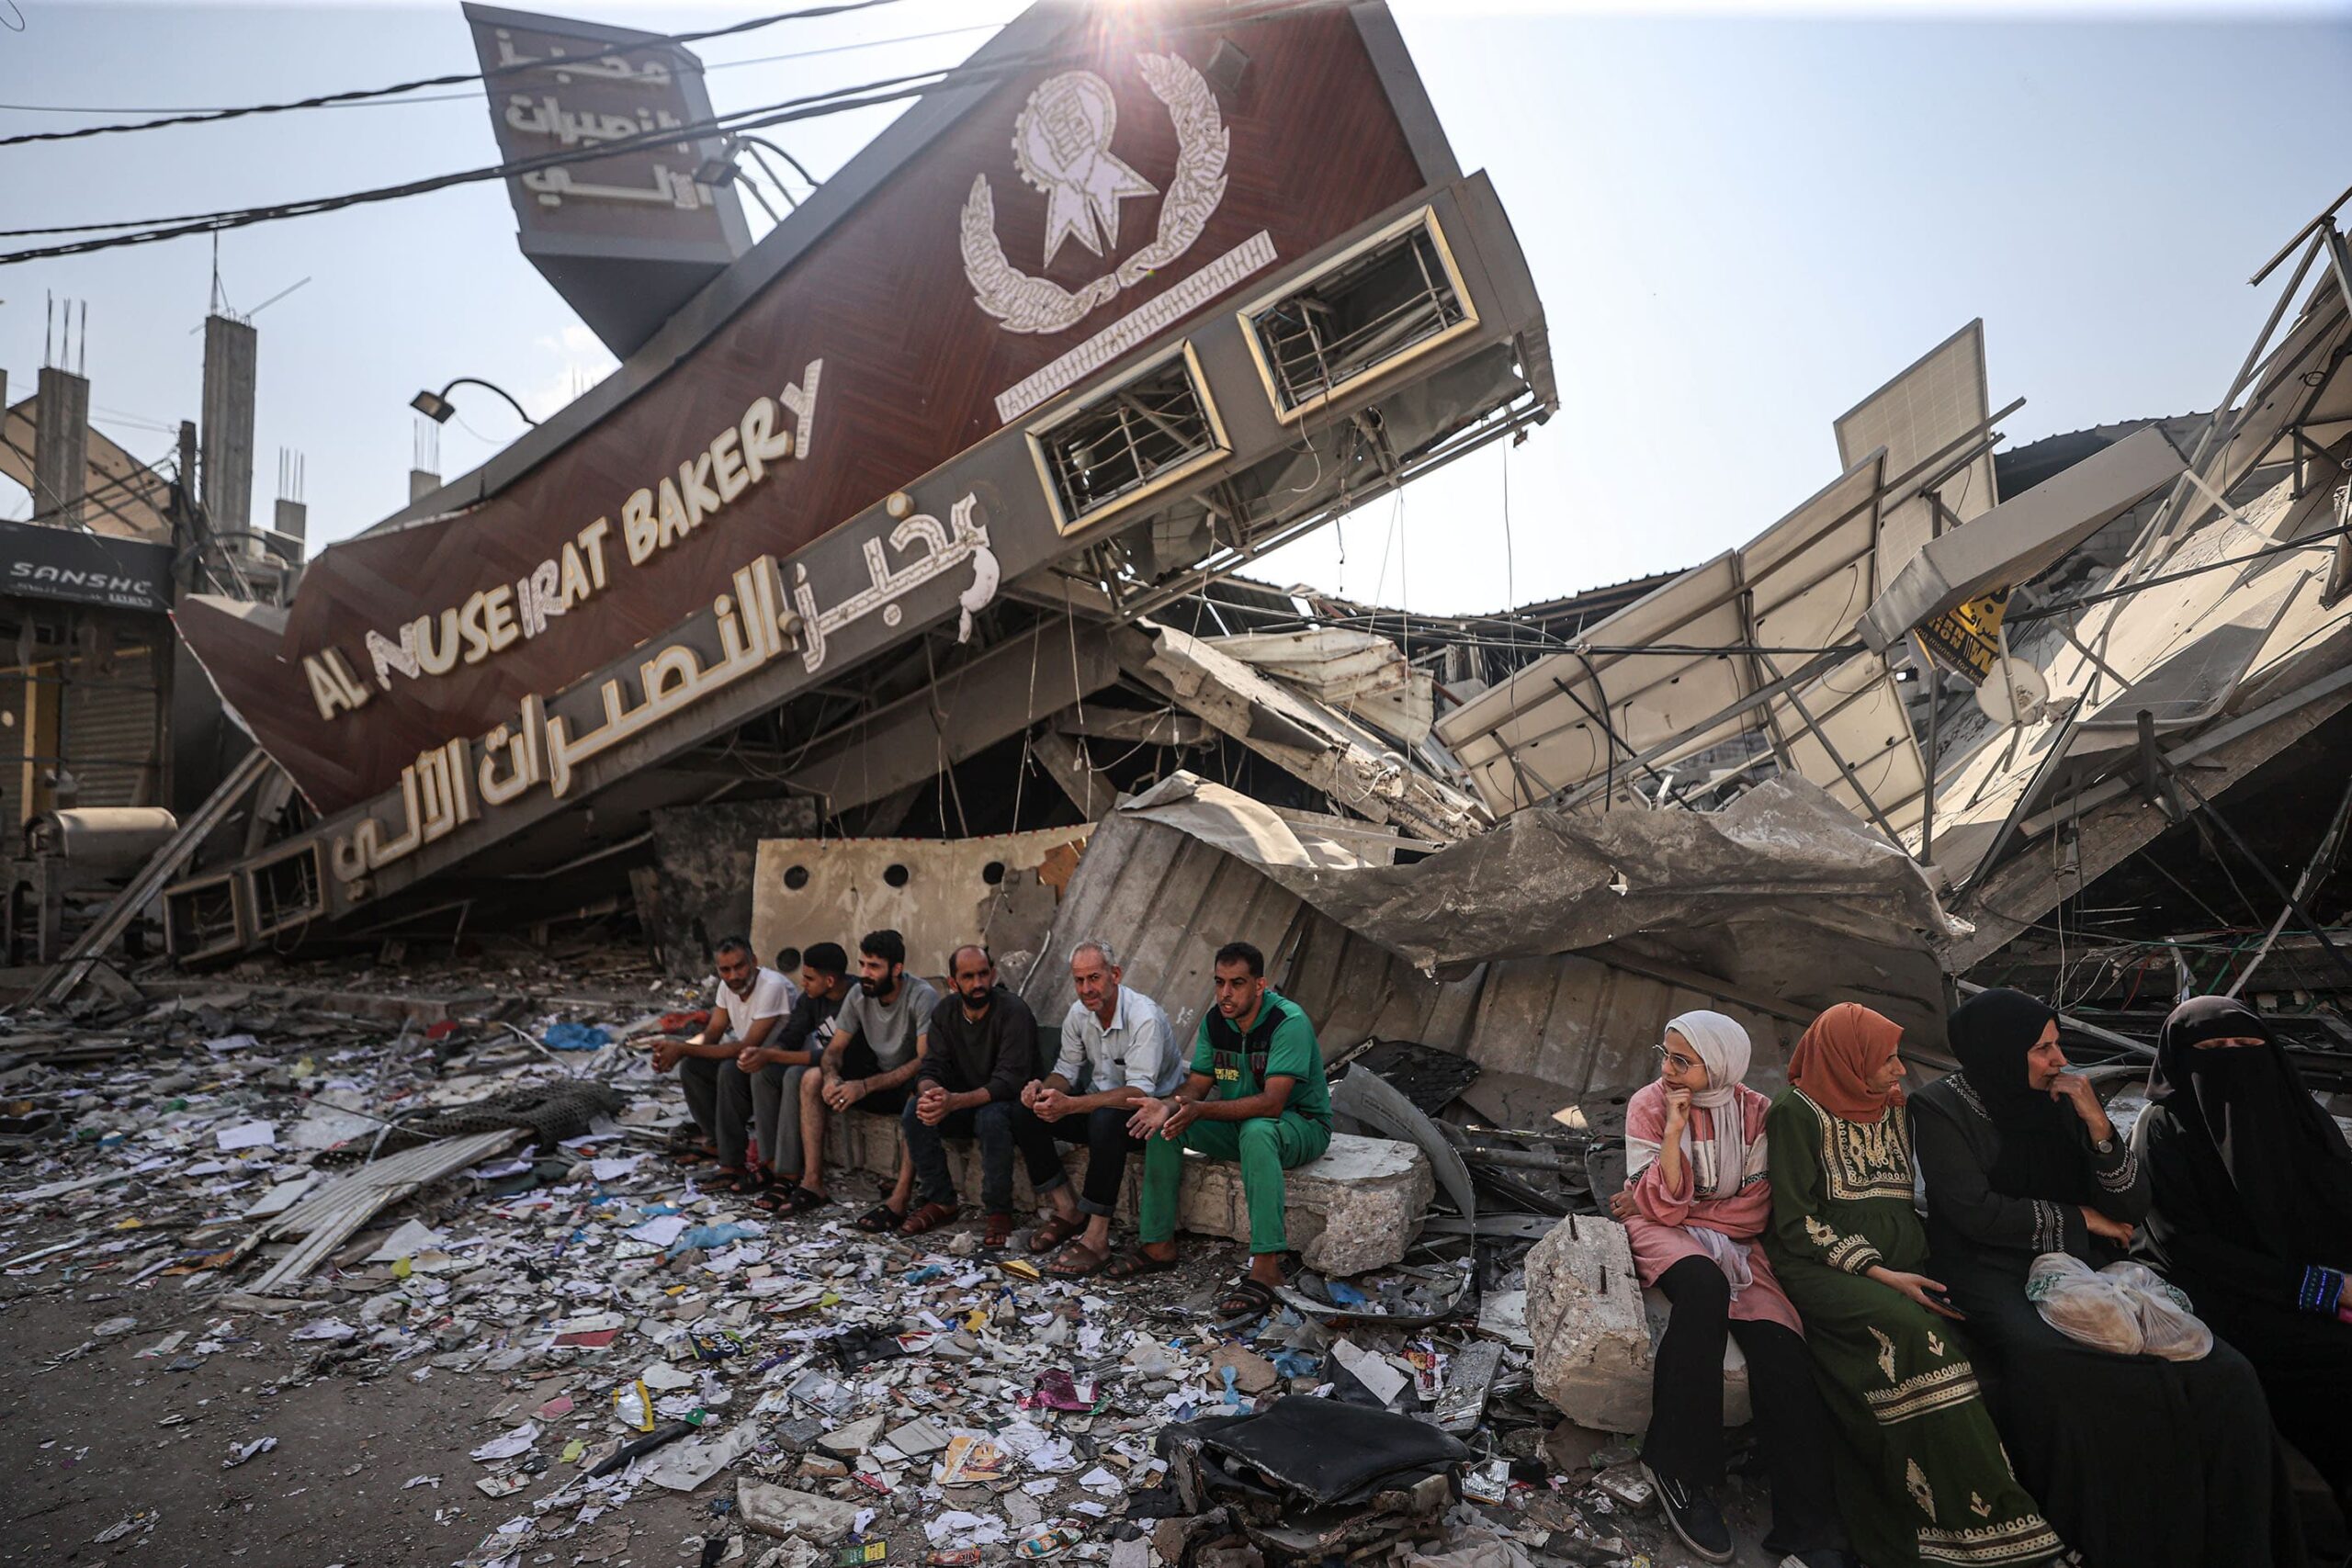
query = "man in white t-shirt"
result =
(648, 936, 797, 1189)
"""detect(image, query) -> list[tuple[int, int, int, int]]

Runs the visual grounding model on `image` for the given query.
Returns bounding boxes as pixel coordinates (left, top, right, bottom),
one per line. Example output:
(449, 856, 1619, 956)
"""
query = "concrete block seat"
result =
(820, 1113, 1432, 1276)
(1525, 1212, 1752, 1433)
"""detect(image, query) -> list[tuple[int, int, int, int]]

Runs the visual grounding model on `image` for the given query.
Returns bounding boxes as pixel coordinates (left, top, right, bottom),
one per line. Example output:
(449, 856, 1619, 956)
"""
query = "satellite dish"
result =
(1976, 658, 2050, 726)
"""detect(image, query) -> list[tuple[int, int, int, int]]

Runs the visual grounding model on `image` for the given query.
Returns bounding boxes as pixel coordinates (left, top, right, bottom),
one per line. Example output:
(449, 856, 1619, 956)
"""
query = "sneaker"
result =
(1643, 1462, 1734, 1563)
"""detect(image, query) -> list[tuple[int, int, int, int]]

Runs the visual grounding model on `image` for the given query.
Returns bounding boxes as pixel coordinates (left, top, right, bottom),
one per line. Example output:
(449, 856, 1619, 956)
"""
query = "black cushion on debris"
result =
(1195, 1395, 1470, 1506)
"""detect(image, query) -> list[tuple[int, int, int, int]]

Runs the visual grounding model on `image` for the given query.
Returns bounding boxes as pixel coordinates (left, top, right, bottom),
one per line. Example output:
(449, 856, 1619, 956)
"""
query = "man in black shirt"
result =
(719, 942, 850, 1210)
(901, 945, 1062, 1247)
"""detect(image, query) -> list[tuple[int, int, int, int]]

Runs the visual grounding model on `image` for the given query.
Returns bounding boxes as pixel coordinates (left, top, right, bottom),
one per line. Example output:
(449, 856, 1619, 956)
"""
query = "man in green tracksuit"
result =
(1111, 940, 1330, 1315)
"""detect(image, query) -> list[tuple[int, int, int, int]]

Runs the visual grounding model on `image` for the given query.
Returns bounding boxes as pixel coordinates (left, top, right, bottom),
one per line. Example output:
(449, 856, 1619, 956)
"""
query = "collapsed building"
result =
(17, 0, 2348, 1120)
(7, 4, 2352, 1562)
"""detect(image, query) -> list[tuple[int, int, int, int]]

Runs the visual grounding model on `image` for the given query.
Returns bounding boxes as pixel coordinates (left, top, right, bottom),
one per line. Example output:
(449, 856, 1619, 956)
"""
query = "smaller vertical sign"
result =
(463, 4, 751, 357)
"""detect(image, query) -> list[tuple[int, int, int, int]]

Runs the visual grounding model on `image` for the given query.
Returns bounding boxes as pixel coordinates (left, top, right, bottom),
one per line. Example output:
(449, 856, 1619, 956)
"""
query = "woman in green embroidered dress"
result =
(1765, 1003, 2062, 1568)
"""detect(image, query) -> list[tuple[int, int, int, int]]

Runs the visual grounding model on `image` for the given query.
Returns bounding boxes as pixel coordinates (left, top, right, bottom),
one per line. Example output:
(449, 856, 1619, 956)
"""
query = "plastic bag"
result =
(2100, 1261, 2212, 1360)
(2025, 1253, 2212, 1360)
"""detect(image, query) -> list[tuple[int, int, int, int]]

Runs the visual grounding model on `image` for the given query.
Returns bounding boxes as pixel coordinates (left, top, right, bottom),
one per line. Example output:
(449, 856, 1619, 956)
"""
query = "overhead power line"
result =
(0, 18, 1009, 118)
(0, 0, 913, 151)
(0, 60, 1001, 254)
(0, 0, 1326, 268)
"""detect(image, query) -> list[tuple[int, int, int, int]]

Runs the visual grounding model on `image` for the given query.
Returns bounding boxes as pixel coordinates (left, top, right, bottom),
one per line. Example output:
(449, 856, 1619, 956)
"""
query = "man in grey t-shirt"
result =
(792, 928, 938, 1231)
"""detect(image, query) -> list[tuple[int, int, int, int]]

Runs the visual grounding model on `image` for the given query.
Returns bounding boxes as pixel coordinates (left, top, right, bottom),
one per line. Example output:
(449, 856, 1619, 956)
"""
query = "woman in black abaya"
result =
(1911, 987, 2291, 1567)
(2136, 994, 2352, 1517)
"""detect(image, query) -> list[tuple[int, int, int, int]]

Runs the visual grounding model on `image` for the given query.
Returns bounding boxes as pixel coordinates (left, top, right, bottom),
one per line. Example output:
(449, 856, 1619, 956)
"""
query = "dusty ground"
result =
(1, 1267, 717, 1568)
(0, 1172, 1294, 1568)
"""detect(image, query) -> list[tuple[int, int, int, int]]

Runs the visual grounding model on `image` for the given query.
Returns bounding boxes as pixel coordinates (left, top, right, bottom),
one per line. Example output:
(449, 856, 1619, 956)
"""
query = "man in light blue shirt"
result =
(1015, 939, 1180, 1277)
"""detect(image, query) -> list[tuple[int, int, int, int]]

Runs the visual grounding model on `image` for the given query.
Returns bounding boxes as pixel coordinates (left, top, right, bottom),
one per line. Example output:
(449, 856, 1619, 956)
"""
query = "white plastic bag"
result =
(2100, 1261, 2213, 1361)
(2025, 1253, 2212, 1361)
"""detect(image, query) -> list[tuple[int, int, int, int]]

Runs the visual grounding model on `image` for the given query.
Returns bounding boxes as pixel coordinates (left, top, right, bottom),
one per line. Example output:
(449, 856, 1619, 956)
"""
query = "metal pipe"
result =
(2251, 181, 2352, 285)
(1755, 650, 1909, 848)
(2168, 764, 2352, 997)
(2229, 769, 2352, 998)
(1551, 644, 1860, 810)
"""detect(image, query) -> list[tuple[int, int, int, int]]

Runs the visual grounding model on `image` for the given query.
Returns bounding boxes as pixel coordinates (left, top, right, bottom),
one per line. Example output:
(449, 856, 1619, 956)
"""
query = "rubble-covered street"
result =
(6, 1, 2352, 1565)
(0, 953, 1785, 1568)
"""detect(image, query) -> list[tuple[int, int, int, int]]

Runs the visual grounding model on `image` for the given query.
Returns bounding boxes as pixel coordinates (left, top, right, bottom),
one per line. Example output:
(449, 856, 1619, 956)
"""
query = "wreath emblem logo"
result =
(961, 52, 1229, 336)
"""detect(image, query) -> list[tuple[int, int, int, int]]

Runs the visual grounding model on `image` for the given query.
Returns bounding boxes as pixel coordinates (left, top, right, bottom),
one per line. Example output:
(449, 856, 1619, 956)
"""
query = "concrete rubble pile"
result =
(0, 953, 1747, 1568)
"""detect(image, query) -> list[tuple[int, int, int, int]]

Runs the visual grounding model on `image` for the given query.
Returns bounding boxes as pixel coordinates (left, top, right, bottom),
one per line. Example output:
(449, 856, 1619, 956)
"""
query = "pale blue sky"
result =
(3, 1, 2347, 612)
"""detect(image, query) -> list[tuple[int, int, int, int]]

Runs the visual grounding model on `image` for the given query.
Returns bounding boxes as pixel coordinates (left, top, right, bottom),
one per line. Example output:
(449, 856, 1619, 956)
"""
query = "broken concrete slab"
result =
(738, 1480, 859, 1544)
(1524, 1213, 1750, 1432)
(819, 1415, 884, 1455)
(825, 1115, 1431, 1275)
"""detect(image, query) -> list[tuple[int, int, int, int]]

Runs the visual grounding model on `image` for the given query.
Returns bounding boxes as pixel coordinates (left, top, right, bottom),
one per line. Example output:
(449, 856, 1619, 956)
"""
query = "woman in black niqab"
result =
(1910, 987, 2293, 1566)
(2138, 995, 2352, 1512)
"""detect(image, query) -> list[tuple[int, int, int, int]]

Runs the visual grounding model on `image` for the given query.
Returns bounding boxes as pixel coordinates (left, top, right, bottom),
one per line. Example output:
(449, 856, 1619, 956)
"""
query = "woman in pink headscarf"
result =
(1610, 1010, 1854, 1566)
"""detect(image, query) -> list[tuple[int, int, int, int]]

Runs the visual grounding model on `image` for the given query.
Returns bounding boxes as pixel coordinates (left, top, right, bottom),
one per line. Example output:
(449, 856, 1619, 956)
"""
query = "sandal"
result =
(983, 1212, 1014, 1249)
(1047, 1242, 1109, 1280)
(900, 1201, 960, 1236)
(666, 1146, 717, 1166)
(752, 1183, 821, 1214)
(854, 1202, 905, 1233)
(1029, 1213, 1084, 1254)
(716, 1168, 762, 1195)
(1216, 1277, 1277, 1319)
(1102, 1249, 1180, 1280)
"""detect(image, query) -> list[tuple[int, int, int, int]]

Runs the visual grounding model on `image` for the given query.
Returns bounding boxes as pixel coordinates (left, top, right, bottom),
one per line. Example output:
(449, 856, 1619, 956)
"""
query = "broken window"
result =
(1244, 209, 1475, 421)
(164, 874, 243, 961)
(249, 842, 325, 938)
(1031, 345, 1227, 533)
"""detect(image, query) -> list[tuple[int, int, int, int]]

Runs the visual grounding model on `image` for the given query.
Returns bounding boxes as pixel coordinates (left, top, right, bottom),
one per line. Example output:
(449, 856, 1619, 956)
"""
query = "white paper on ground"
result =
(641, 1421, 759, 1491)
(242, 1174, 320, 1219)
(1331, 1338, 1410, 1404)
(214, 1122, 277, 1151)
(368, 1219, 447, 1262)
(625, 1213, 690, 1247)
(469, 1420, 539, 1462)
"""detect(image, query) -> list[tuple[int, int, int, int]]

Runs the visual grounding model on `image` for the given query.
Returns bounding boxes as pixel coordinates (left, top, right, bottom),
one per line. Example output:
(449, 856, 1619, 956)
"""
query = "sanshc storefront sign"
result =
(0, 518, 174, 613)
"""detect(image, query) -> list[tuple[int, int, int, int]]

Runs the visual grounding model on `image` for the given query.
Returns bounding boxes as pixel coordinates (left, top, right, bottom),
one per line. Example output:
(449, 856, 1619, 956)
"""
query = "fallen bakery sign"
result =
(175, 1, 1437, 818)
(303, 367, 820, 720)
(328, 496, 994, 885)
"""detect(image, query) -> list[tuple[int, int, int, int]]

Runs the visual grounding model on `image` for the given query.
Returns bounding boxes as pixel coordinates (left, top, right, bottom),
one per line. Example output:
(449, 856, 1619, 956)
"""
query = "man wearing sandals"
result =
(899, 945, 1053, 1247)
(727, 942, 851, 1207)
(1113, 941, 1331, 1316)
(786, 929, 936, 1230)
(648, 937, 797, 1186)
(1018, 940, 1182, 1278)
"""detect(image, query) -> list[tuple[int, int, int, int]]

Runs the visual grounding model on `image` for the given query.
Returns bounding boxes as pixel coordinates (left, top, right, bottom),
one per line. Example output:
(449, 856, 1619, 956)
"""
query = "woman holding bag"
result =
(1608, 1010, 1855, 1567)
(1911, 987, 2290, 1566)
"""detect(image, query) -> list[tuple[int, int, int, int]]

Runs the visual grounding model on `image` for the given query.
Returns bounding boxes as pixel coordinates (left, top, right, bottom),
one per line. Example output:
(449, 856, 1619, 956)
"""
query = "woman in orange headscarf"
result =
(1763, 1003, 2062, 1567)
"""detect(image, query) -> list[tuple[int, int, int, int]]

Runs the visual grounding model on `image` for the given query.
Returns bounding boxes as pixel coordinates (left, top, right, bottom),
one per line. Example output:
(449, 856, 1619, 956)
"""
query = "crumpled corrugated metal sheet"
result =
(1028, 774, 1960, 1118)
(1238, 773, 1962, 983)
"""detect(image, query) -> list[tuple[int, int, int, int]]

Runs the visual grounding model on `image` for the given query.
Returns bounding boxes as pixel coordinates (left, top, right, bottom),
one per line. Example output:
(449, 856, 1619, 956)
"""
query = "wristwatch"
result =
(2092, 1134, 2116, 1155)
